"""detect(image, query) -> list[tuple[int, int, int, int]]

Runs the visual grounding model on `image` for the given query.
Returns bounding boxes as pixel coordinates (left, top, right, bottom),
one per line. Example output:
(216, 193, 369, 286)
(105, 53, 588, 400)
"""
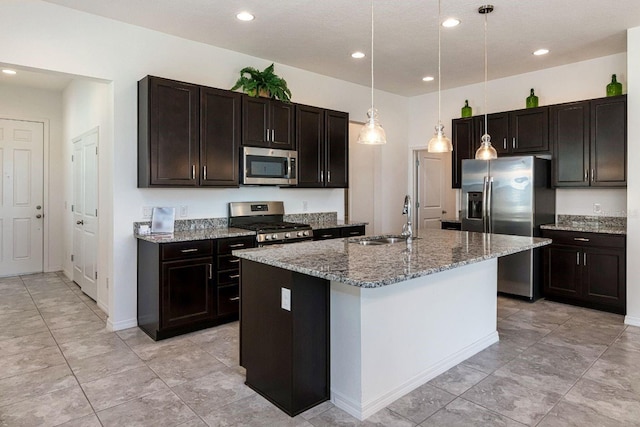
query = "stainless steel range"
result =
(229, 201, 313, 245)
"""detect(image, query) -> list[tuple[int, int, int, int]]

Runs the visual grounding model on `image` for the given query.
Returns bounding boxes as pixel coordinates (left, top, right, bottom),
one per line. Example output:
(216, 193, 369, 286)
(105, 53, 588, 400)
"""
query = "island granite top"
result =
(233, 229, 551, 288)
(135, 227, 255, 243)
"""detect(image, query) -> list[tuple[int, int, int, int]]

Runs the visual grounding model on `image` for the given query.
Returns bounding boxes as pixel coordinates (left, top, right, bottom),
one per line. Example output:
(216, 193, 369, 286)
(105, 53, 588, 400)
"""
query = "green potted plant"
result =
(231, 63, 292, 102)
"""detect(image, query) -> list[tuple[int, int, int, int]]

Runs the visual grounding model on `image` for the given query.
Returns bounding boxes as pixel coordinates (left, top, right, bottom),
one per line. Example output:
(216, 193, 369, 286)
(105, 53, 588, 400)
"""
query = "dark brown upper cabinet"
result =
(138, 76, 241, 188)
(509, 107, 549, 154)
(475, 113, 509, 155)
(242, 96, 295, 150)
(296, 106, 348, 188)
(551, 95, 626, 188)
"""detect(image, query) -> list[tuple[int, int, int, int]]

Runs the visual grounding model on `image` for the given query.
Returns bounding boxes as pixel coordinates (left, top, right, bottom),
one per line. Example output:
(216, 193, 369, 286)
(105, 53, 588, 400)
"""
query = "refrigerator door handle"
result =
(487, 177, 493, 234)
(482, 176, 489, 233)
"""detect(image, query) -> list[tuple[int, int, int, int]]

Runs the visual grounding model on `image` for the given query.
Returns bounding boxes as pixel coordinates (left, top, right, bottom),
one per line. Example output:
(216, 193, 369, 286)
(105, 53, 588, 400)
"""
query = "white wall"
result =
(0, 84, 64, 272)
(62, 79, 112, 312)
(408, 53, 628, 218)
(0, 0, 409, 329)
(626, 27, 640, 326)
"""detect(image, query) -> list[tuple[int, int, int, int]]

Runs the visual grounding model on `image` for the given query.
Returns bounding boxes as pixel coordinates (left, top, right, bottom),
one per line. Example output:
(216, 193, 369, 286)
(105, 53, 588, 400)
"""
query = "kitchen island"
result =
(234, 229, 551, 420)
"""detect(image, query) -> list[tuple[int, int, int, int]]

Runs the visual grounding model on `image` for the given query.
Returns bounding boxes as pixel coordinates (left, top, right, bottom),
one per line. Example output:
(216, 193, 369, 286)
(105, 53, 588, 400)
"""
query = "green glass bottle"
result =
(606, 74, 622, 97)
(461, 100, 472, 118)
(526, 88, 538, 108)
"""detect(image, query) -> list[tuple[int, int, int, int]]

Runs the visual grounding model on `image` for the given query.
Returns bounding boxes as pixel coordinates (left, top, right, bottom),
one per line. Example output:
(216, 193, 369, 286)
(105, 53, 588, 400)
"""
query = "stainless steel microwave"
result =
(242, 146, 297, 185)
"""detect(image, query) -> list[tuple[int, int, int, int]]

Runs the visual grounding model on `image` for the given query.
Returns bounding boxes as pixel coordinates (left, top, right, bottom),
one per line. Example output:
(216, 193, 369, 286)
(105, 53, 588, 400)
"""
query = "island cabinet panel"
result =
(242, 96, 295, 150)
(542, 230, 626, 314)
(139, 76, 199, 187)
(296, 106, 348, 188)
(240, 260, 329, 416)
(552, 95, 626, 188)
(312, 225, 365, 241)
(451, 117, 475, 189)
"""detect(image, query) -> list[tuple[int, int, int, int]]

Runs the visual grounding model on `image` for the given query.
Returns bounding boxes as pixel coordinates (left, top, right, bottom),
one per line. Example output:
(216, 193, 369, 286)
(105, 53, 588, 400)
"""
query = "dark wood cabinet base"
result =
(139, 314, 238, 341)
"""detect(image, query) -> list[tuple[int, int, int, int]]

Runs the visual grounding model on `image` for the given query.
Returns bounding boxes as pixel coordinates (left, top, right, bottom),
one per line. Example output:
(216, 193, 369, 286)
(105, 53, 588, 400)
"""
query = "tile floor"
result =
(1, 272, 639, 426)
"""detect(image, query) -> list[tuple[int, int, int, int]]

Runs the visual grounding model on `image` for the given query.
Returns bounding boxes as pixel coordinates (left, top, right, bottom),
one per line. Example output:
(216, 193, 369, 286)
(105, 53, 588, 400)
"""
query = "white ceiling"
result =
(0, 64, 73, 91)
(42, 0, 640, 96)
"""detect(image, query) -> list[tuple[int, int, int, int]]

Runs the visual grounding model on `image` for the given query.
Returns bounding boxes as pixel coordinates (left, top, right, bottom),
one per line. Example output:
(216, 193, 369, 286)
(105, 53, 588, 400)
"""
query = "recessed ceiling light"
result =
(2, 69, 17, 75)
(422, 76, 435, 82)
(236, 11, 254, 21)
(533, 49, 549, 56)
(351, 51, 365, 59)
(442, 18, 460, 28)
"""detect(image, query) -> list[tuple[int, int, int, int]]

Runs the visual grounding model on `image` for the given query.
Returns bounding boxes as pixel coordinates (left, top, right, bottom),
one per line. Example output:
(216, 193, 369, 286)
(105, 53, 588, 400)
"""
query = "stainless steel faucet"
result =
(401, 195, 413, 241)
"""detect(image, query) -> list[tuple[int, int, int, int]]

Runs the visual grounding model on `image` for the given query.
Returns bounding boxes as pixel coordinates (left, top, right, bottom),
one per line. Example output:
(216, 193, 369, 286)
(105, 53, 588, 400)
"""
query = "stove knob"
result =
(303, 230, 310, 237)
(272, 234, 278, 240)
(265, 235, 271, 240)
(285, 232, 291, 238)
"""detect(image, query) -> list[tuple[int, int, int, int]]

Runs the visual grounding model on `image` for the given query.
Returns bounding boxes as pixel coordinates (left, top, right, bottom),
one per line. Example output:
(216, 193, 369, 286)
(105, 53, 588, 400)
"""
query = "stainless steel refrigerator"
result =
(461, 156, 555, 300)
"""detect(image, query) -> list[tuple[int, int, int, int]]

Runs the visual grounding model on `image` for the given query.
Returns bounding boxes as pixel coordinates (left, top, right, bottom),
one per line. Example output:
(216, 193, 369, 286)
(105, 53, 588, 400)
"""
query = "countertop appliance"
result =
(242, 146, 297, 186)
(461, 156, 555, 300)
(229, 201, 313, 245)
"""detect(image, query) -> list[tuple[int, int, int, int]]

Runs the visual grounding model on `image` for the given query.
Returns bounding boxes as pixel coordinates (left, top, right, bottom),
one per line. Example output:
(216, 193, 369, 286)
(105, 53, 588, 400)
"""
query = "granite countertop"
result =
(233, 229, 551, 288)
(540, 214, 626, 235)
(135, 227, 255, 243)
(305, 220, 368, 230)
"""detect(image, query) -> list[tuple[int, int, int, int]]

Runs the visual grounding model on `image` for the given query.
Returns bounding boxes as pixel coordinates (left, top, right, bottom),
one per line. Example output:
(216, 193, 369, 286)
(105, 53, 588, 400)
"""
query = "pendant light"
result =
(357, 0, 387, 145)
(475, 5, 497, 160)
(427, 0, 453, 153)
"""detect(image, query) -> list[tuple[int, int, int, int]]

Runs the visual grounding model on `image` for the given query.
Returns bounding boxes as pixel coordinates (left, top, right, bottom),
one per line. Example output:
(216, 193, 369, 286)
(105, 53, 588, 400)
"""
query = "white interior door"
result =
(348, 123, 375, 233)
(417, 150, 445, 229)
(72, 128, 98, 300)
(0, 119, 44, 276)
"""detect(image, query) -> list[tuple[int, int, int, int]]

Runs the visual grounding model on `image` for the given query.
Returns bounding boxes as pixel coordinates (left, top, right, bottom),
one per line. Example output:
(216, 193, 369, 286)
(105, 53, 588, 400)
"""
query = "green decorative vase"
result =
(461, 100, 472, 118)
(606, 74, 622, 97)
(526, 88, 538, 108)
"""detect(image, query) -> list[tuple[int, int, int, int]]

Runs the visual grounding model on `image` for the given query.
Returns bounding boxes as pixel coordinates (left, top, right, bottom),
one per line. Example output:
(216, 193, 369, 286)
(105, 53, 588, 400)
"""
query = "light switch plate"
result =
(281, 287, 291, 311)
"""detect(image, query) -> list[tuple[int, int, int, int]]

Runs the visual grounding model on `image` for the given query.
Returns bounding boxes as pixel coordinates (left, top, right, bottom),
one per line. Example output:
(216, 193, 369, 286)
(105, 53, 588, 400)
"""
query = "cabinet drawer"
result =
(218, 255, 241, 271)
(218, 285, 240, 316)
(314, 228, 341, 240)
(341, 226, 365, 237)
(217, 236, 255, 255)
(161, 240, 213, 260)
(542, 230, 625, 248)
(218, 270, 241, 287)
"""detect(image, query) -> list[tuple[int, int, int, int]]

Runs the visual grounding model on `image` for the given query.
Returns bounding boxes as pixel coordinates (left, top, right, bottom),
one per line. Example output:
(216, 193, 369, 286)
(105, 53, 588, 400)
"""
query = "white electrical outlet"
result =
(142, 206, 152, 218)
(180, 205, 188, 218)
(302, 201, 308, 212)
(593, 203, 602, 214)
(281, 288, 291, 311)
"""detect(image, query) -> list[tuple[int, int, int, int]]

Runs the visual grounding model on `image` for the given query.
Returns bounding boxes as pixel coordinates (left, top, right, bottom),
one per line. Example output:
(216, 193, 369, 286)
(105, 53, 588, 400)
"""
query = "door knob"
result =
(36, 205, 42, 210)
(36, 214, 42, 219)
(76, 220, 84, 225)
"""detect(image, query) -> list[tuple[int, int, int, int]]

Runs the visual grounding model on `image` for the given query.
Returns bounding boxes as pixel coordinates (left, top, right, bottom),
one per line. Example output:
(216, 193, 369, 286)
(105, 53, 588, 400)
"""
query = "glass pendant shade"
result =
(358, 108, 387, 145)
(427, 123, 453, 152)
(475, 133, 497, 159)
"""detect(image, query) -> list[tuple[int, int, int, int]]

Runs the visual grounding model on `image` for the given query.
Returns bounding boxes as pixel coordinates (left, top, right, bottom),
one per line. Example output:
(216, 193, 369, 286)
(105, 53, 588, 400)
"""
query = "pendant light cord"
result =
(370, 0, 375, 113)
(483, 10, 488, 136)
(438, 0, 442, 126)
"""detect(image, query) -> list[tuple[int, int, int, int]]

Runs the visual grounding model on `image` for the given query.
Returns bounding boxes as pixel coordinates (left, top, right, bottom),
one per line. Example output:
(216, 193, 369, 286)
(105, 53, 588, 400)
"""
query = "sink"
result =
(354, 235, 411, 246)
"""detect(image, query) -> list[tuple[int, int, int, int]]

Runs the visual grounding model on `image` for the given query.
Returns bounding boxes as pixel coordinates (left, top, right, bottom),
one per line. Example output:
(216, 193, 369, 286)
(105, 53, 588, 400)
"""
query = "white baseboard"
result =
(332, 331, 499, 420)
(625, 315, 640, 328)
(96, 300, 109, 315)
(107, 317, 138, 332)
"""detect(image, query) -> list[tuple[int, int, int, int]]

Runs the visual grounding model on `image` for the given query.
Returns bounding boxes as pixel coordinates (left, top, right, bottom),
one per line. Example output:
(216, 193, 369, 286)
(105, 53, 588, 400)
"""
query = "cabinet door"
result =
(325, 110, 349, 188)
(242, 96, 270, 147)
(451, 118, 475, 189)
(143, 77, 199, 186)
(544, 245, 581, 298)
(270, 101, 295, 150)
(296, 105, 324, 187)
(510, 108, 549, 153)
(551, 101, 590, 187)
(591, 96, 626, 187)
(200, 87, 241, 187)
(476, 113, 509, 155)
(582, 247, 626, 311)
(161, 257, 214, 329)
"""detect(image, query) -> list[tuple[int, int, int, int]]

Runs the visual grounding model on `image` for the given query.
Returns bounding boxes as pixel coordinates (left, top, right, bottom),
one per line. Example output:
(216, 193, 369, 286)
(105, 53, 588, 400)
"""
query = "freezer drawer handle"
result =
(573, 237, 590, 242)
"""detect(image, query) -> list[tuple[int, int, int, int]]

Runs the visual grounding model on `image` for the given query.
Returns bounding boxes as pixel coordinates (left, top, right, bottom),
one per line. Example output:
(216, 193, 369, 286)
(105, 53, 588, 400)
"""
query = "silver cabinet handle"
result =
(228, 243, 245, 248)
(573, 237, 590, 242)
(209, 264, 213, 279)
(229, 274, 240, 279)
(591, 169, 595, 183)
(192, 165, 196, 180)
(503, 138, 507, 150)
(576, 252, 580, 265)
(320, 171, 324, 182)
(229, 258, 240, 264)
(327, 171, 331, 183)
(180, 248, 199, 253)
(229, 296, 240, 301)
(203, 165, 207, 180)
(583, 253, 587, 266)
(512, 137, 516, 149)
(348, 231, 361, 235)
(320, 234, 334, 238)
(266, 129, 270, 142)
(584, 169, 588, 182)
(271, 129, 275, 142)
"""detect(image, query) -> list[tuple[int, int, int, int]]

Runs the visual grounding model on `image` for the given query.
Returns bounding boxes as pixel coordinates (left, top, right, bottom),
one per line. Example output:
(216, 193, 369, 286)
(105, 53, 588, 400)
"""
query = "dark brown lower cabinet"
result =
(542, 230, 626, 314)
(313, 225, 365, 241)
(240, 260, 329, 416)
